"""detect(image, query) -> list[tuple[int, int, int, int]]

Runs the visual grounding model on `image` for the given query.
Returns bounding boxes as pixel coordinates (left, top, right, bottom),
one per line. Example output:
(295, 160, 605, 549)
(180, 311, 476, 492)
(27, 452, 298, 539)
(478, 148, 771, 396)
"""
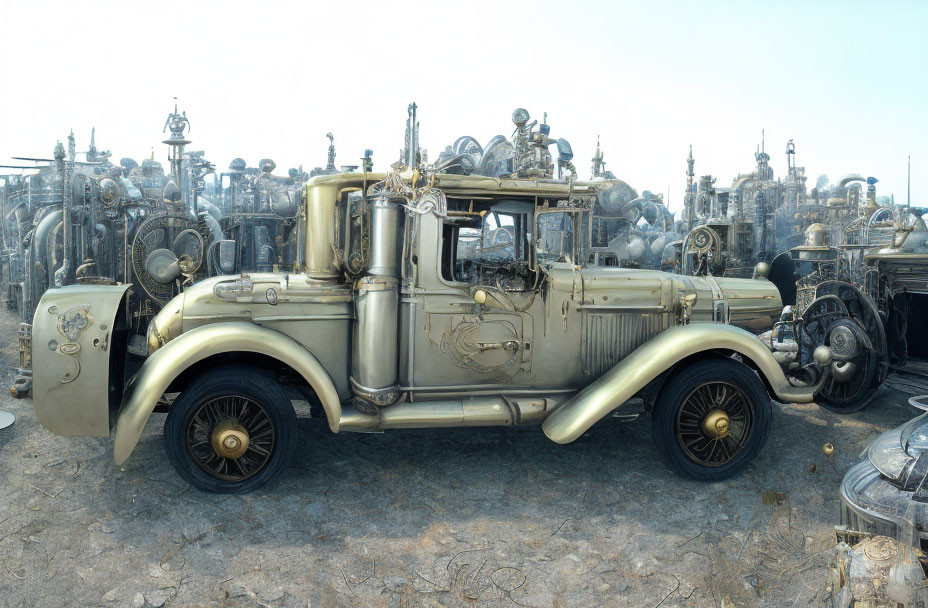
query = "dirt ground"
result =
(0, 303, 922, 608)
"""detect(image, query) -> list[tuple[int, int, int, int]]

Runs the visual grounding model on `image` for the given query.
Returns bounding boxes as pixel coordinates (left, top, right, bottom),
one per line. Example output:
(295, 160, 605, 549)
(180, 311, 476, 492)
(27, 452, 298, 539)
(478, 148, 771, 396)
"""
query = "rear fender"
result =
(542, 322, 818, 444)
(113, 321, 341, 465)
(32, 284, 131, 437)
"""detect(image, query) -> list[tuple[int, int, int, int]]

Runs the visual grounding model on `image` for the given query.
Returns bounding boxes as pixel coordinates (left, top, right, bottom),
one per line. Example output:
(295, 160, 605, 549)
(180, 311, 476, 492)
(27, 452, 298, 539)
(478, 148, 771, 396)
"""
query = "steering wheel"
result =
(490, 227, 514, 247)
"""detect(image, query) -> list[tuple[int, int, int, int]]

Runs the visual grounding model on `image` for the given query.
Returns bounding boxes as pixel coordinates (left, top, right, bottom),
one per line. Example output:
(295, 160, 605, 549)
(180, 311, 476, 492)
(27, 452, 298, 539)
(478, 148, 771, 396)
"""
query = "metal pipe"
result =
(199, 210, 223, 245)
(53, 160, 71, 287)
(339, 396, 516, 431)
(197, 199, 222, 223)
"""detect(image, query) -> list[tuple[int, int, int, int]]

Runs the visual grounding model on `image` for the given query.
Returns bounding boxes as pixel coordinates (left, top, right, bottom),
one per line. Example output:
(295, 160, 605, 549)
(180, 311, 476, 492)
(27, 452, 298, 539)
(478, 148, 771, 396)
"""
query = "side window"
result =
(536, 211, 579, 263)
(440, 204, 531, 285)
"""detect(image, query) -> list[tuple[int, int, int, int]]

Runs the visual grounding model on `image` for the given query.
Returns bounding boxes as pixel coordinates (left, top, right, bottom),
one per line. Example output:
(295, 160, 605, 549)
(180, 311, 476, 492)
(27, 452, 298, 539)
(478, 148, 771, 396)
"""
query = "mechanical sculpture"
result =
(2, 125, 203, 396)
(680, 135, 813, 278)
(825, 395, 928, 607)
(3, 103, 310, 397)
(23, 105, 850, 494)
(677, 134, 928, 412)
(775, 196, 928, 412)
(432, 109, 678, 270)
(677, 138, 893, 283)
(213, 157, 304, 276)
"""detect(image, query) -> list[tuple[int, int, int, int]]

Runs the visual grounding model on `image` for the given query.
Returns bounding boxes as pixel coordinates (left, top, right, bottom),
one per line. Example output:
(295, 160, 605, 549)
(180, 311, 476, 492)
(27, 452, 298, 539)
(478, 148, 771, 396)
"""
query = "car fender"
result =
(32, 283, 132, 437)
(113, 321, 341, 465)
(541, 322, 816, 444)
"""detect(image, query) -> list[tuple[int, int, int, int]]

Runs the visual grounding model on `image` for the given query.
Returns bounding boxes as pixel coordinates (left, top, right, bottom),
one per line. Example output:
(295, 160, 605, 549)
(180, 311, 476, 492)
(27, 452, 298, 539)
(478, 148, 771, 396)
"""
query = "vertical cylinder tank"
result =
(350, 194, 404, 405)
(368, 196, 402, 277)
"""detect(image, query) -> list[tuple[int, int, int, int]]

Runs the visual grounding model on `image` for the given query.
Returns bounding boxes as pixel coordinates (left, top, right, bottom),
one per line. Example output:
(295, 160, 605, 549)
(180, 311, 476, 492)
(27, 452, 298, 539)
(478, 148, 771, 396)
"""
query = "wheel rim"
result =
(186, 395, 275, 482)
(675, 382, 753, 468)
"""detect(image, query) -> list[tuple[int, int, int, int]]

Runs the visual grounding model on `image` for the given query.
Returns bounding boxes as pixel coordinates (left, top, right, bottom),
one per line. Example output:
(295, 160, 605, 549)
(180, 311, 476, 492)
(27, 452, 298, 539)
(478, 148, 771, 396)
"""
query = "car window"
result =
(440, 203, 531, 287)
(536, 211, 577, 263)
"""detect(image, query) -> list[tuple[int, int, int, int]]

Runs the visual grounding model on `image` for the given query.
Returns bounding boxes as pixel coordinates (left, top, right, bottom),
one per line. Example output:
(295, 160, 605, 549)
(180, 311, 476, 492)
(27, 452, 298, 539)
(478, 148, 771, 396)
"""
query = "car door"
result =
(403, 199, 536, 392)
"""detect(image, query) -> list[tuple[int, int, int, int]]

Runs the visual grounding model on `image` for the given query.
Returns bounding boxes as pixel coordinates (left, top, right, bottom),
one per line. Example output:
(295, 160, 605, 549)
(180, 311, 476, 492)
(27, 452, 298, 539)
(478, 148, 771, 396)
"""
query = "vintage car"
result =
(29, 170, 836, 493)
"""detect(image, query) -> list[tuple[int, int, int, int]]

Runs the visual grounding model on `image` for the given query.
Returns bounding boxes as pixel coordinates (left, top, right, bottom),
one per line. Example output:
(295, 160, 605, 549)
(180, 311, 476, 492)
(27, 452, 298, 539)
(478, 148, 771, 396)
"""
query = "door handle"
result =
(474, 340, 520, 351)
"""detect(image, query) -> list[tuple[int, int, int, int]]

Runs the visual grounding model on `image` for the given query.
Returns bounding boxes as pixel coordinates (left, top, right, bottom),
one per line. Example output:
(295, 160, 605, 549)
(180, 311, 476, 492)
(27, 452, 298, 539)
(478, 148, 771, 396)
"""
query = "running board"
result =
(338, 396, 558, 432)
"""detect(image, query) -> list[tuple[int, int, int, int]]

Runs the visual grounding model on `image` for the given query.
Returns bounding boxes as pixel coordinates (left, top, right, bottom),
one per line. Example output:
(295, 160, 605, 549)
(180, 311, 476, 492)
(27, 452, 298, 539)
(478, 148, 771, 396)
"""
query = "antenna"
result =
(908, 155, 911, 211)
(761, 129, 765, 154)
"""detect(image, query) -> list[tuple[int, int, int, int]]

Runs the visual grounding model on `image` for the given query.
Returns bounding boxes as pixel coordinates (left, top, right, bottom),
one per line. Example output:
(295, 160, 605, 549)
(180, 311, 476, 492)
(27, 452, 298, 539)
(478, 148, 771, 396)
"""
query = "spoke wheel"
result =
(186, 395, 276, 483)
(652, 359, 772, 482)
(164, 365, 297, 494)
(675, 382, 753, 468)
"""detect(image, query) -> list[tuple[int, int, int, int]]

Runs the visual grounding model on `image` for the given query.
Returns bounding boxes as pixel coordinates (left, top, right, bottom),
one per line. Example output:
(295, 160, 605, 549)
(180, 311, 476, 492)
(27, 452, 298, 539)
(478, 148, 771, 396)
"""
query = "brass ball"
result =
(813, 345, 834, 367)
(823, 443, 835, 456)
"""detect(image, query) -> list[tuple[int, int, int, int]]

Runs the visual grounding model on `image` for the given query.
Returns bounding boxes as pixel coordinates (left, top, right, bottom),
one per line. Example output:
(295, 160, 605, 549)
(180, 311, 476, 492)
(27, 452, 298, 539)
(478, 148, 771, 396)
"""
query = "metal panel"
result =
(32, 284, 131, 437)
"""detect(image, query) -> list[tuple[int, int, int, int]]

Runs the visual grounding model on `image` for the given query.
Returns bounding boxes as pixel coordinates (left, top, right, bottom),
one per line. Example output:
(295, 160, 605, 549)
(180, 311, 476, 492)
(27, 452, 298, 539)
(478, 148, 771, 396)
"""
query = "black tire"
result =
(809, 282, 888, 414)
(163, 365, 298, 494)
(651, 359, 772, 482)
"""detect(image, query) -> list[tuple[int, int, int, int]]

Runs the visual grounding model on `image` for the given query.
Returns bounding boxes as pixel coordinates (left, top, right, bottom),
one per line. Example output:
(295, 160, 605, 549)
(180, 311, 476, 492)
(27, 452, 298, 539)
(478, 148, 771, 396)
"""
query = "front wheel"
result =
(163, 365, 298, 494)
(651, 359, 772, 482)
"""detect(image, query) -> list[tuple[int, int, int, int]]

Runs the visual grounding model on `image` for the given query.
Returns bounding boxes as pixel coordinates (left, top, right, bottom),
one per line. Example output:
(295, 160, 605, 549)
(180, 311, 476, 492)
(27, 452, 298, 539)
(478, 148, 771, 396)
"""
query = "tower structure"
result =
(684, 145, 695, 231)
(591, 136, 605, 179)
(403, 102, 419, 170)
(162, 100, 192, 210)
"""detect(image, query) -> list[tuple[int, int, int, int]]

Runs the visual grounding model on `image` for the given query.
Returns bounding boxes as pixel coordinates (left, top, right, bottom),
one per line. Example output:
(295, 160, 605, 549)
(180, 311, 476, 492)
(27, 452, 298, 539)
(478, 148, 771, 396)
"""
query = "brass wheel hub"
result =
(676, 381, 752, 467)
(702, 409, 731, 439)
(186, 395, 274, 482)
(210, 421, 250, 459)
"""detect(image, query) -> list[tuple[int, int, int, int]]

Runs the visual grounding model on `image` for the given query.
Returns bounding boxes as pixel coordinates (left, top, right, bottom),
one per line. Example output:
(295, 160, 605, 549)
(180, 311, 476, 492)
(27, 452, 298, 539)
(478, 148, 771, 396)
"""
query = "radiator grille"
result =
(581, 312, 669, 376)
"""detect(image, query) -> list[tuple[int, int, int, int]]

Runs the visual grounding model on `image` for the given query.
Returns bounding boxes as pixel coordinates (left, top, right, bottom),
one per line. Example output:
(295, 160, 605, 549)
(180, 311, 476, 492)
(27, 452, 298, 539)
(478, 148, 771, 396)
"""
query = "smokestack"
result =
(404, 102, 419, 170)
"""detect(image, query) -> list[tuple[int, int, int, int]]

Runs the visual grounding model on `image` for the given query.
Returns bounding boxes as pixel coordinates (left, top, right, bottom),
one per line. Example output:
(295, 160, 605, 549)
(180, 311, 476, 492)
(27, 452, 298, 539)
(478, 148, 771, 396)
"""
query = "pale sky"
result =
(1, 0, 925, 213)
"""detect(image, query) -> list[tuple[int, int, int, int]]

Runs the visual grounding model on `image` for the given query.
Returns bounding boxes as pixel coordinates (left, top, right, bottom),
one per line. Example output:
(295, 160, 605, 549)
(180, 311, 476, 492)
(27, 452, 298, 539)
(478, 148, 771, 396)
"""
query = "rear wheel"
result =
(651, 359, 772, 481)
(163, 365, 297, 494)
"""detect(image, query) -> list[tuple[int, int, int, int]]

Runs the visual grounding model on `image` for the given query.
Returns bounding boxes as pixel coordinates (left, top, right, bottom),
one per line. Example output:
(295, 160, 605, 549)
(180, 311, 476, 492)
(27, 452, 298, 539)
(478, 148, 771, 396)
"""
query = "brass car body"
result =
(31, 171, 822, 465)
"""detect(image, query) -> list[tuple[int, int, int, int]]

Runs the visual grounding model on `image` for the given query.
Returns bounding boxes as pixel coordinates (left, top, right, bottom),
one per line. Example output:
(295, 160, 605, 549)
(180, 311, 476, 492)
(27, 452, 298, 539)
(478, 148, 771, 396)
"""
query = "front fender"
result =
(113, 321, 341, 465)
(542, 322, 815, 444)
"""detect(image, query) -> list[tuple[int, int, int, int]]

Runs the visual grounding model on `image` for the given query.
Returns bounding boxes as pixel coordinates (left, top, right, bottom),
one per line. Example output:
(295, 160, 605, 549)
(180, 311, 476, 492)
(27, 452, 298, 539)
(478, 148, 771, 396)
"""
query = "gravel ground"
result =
(0, 302, 921, 608)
